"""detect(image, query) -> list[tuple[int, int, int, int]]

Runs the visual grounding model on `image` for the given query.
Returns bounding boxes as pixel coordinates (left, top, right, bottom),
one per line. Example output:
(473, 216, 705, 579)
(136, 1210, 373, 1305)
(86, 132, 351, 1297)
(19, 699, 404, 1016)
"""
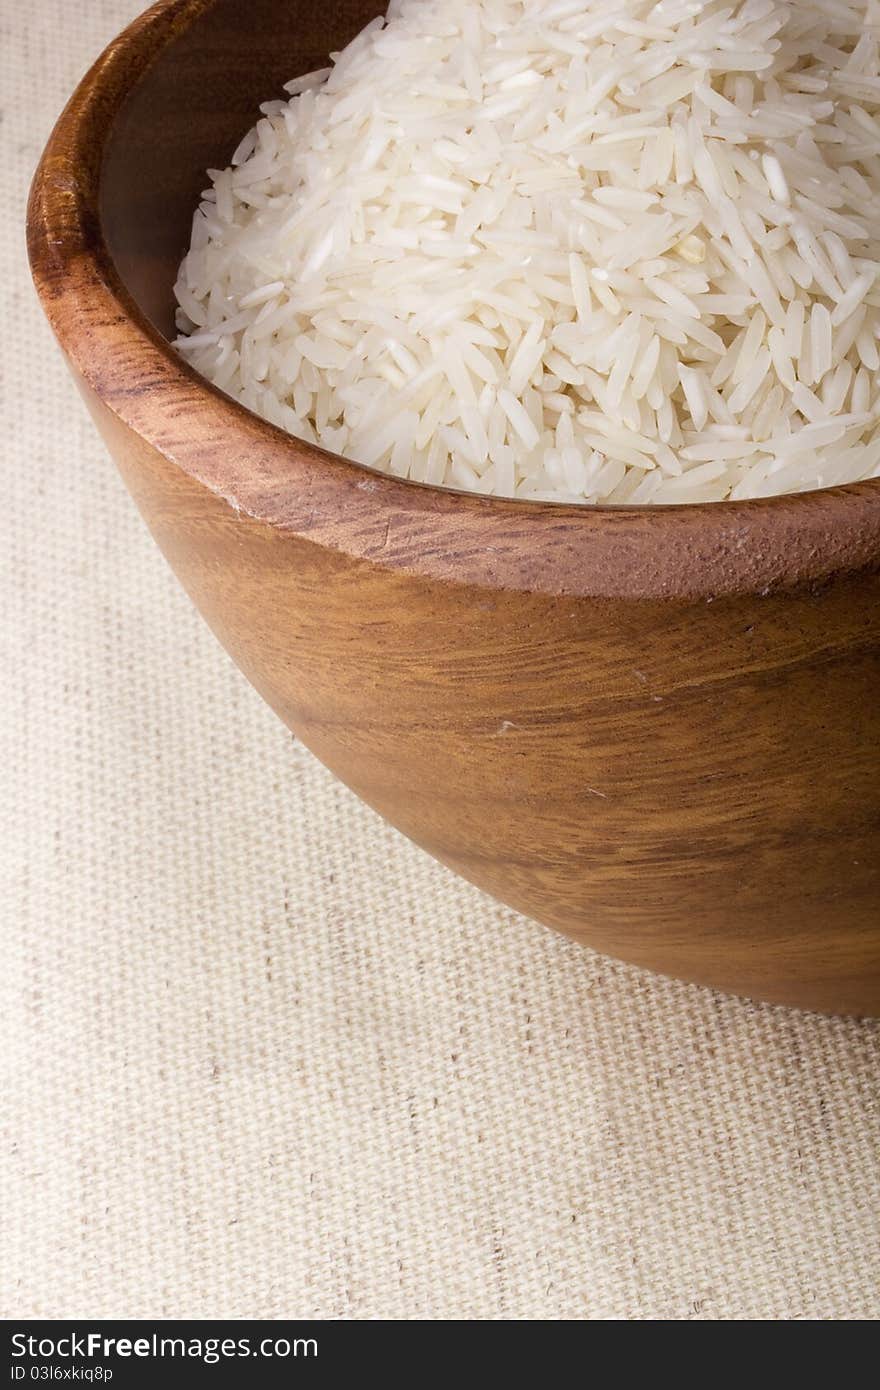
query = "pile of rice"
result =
(174, 0, 880, 504)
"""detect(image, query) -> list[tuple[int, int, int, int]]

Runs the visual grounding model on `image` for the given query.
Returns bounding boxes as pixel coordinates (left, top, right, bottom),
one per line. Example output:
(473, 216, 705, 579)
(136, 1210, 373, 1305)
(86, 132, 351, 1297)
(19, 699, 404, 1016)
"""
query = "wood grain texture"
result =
(28, 0, 880, 1013)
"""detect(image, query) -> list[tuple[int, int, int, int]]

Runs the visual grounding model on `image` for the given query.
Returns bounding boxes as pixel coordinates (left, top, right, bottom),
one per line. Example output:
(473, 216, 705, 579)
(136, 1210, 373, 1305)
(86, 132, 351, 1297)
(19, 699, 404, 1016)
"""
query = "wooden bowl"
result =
(29, 0, 880, 1014)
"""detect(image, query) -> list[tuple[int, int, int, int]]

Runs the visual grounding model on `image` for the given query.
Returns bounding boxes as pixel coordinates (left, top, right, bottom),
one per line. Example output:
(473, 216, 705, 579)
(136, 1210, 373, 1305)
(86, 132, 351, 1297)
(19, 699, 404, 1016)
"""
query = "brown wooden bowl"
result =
(28, 0, 880, 1014)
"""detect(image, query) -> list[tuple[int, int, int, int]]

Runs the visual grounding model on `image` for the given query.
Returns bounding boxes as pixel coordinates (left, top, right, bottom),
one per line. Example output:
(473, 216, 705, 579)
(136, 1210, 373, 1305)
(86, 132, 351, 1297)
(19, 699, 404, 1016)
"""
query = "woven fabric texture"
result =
(2, 0, 879, 1322)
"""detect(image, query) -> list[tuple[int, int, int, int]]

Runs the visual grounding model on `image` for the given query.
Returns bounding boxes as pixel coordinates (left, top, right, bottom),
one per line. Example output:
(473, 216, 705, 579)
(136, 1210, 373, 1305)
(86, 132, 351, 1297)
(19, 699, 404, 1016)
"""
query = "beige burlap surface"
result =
(2, 0, 879, 1322)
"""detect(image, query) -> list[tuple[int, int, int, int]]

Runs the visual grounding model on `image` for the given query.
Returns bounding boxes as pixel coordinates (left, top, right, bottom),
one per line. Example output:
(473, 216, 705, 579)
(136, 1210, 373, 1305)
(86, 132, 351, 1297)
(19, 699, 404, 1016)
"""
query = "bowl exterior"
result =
(26, 0, 880, 1014)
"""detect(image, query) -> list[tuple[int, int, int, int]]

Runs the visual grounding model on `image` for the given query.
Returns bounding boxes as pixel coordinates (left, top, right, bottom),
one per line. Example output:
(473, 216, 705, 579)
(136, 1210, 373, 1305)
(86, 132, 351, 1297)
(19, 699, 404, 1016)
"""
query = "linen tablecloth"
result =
(2, 0, 878, 1320)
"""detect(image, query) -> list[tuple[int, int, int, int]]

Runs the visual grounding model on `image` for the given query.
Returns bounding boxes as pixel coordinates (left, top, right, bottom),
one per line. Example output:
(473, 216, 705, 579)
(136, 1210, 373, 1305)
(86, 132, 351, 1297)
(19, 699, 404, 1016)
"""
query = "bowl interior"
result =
(101, 0, 385, 338)
(29, 0, 880, 602)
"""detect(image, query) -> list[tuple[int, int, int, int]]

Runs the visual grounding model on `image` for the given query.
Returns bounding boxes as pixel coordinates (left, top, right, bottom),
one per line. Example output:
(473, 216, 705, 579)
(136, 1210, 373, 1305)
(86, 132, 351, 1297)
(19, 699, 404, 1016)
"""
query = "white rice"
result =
(174, 0, 880, 505)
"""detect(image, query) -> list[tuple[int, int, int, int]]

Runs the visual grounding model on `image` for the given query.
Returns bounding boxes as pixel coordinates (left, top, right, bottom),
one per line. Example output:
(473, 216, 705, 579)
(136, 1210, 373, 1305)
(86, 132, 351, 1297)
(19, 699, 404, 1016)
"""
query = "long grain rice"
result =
(175, 0, 880, 504)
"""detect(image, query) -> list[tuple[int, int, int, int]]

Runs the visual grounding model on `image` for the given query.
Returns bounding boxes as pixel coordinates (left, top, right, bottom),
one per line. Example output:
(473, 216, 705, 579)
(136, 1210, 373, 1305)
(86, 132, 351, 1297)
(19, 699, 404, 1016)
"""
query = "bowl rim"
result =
(27, 0, 880, 601)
